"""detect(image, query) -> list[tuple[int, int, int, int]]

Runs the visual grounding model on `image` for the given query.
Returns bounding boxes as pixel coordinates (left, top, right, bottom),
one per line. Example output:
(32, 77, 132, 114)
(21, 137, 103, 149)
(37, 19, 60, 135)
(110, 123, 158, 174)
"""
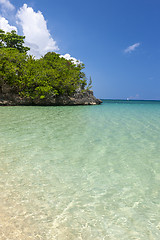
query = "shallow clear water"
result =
(0, 100, 160, 239)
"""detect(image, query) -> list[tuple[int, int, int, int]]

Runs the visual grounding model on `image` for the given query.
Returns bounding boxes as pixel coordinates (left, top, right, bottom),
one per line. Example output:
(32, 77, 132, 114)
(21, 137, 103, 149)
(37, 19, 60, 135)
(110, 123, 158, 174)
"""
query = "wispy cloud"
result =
(0, 0, 14, 11)
(124, 43, 140, 53)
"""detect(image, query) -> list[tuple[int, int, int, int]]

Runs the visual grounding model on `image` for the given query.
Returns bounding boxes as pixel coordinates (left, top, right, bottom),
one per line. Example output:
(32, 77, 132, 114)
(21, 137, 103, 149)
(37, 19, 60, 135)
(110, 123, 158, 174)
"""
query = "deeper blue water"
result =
(0, 100, 160, 239)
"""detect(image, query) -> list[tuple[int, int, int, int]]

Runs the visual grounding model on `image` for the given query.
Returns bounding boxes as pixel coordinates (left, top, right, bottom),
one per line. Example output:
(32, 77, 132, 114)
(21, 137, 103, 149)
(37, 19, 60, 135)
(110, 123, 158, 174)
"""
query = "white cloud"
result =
(0, 3, 78, 62)
(0, 16, 17, 32)
(0, 0, 14, 11)
(124, 43, 140, 53)
(60, 53, 81, 65)
(16, 4, 59, 58)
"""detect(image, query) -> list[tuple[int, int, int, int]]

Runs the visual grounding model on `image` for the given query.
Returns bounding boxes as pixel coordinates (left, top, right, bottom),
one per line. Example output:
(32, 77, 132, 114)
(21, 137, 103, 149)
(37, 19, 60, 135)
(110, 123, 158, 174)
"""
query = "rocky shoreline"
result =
(0, 85, 102, 106)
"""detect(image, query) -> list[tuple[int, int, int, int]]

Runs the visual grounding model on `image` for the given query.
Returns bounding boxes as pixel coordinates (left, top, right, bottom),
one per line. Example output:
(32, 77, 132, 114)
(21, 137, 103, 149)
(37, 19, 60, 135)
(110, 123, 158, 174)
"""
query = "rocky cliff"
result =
(0, 84, 102, 106)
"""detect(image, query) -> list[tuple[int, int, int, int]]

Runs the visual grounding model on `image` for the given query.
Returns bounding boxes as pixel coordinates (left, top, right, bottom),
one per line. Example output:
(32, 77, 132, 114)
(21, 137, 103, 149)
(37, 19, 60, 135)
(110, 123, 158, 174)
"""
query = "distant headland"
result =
(0, 29, 102, 106)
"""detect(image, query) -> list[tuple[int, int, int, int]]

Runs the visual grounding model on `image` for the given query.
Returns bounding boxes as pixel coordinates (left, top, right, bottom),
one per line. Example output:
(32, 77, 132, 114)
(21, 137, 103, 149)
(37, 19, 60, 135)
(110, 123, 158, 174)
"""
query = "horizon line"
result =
(100, 98, 160, 101)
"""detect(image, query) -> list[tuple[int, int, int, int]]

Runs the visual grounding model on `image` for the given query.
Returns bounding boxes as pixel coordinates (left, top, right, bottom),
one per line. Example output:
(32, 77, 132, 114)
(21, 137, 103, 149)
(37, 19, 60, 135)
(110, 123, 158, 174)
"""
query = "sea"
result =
(0, 100, 160, 240)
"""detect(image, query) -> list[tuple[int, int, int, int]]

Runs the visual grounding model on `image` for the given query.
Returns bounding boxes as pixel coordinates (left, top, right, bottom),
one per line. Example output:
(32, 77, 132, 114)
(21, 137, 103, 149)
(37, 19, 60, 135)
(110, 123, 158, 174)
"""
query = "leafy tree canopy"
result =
(0, 29, 30, 53)
(0, 29, 90, 100)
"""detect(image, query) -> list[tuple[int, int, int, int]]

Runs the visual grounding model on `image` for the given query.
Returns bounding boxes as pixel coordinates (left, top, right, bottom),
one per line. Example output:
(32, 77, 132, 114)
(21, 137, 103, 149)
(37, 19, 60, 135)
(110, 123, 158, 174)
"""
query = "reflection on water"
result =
(0, 103, 160, 239)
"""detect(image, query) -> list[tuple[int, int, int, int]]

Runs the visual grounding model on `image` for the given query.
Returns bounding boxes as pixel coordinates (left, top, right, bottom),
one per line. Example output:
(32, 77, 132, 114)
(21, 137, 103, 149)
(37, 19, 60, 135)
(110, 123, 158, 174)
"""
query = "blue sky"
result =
(0, 0, 160, 99)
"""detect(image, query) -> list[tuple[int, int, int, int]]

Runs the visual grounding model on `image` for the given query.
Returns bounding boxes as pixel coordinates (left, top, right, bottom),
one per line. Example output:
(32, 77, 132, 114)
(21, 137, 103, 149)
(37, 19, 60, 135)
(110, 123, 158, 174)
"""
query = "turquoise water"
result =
(0, 100, 160, 239)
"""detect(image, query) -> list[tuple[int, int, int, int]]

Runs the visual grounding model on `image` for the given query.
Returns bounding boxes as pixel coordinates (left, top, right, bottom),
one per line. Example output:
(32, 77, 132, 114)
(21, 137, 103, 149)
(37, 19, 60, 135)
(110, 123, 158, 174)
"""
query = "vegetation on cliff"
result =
(0, 30, 88, 100)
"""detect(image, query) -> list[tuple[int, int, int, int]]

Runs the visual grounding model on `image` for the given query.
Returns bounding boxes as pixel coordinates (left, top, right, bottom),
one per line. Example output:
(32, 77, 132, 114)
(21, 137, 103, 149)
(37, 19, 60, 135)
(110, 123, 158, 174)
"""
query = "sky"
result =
(0, 0, 160, 100)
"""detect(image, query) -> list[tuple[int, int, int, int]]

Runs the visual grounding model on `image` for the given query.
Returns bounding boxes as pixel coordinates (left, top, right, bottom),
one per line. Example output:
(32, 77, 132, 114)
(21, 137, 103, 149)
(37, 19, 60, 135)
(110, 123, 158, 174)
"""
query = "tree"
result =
(0, 48, 27, 89)
(0, 29, 5, 47)
(88, 76, 93, 89)
(0, 31, 88, 100)
(41, 52, 87, 95)
(0, 29, 30, 53)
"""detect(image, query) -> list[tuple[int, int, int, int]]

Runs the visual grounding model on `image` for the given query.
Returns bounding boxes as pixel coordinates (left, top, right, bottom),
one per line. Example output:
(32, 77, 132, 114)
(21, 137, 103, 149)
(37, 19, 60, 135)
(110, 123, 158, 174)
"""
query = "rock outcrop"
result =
(0, 84, 102, 106)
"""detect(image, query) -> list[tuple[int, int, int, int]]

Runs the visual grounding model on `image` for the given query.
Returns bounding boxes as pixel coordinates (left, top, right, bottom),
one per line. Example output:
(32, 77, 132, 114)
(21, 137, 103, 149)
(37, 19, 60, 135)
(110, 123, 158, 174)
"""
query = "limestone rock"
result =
(0, 88, 102, 106)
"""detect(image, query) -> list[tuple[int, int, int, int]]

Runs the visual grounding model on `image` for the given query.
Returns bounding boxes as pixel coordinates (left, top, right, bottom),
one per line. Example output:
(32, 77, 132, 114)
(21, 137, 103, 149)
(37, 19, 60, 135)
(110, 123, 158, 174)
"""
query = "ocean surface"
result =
(0, 100, 160, 239)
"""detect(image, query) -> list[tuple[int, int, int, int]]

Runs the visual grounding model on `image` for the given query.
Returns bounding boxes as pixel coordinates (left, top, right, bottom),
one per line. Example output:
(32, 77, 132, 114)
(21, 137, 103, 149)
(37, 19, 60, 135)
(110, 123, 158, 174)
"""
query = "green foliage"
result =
(18, 52, 87, 99)
(0, 29, 30, 53)
(0, 30, 88, 100)
(0, 29, 5, 48)
(0, 48, 27, 88)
